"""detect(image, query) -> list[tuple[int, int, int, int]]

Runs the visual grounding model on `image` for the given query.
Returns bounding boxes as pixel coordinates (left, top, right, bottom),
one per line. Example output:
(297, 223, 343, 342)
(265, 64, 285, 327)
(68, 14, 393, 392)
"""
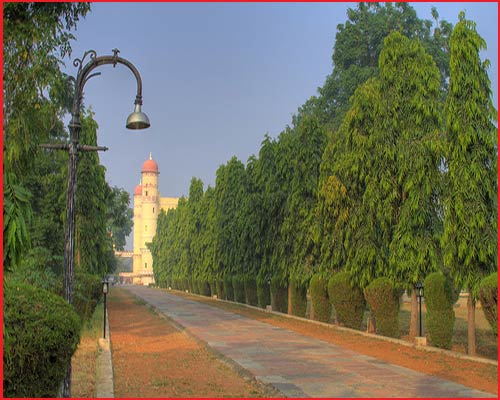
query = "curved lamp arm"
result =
(69, 49, 150, 137)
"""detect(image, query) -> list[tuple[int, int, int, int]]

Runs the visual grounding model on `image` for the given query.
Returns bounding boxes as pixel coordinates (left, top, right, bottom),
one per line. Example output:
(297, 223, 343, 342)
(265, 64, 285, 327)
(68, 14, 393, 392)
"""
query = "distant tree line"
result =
(150, 3, 497, 356)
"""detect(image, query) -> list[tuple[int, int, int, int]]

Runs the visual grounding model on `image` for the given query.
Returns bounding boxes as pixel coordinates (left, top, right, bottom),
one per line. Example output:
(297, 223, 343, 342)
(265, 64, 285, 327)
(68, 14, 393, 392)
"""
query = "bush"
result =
(244, 276, 258, 306)
(270, 275, 288, 313)
(309, 274, 331, 323)
(424, 272, 455, 349)
(197, 280, 210, 296)
(328, 272, 365, 329)
(216, 279, 225, 299)
(364, 277, 400, 338)
(209, 280, 217, 297)
(232, 275, 246, 303)
(73, 272, 102, 322)
(4, 278, 81, 397)
(257, 278, 271, 309)
(479, 272, 498, 336)
(289, 279, 307, 317)
(223, 275, 234, 301)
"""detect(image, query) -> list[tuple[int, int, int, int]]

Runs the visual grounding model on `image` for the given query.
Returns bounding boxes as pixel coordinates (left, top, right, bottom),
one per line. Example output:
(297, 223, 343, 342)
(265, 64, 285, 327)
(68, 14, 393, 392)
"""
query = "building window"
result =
(145, 262, 148, 269)
(145, 190, 148, 196)
(145, 225, 148, 232)
(153, 207, 155, 214)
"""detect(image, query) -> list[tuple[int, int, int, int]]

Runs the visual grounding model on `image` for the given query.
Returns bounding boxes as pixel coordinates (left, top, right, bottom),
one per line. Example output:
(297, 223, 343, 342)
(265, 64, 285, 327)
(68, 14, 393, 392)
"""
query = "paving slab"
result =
(123, 285, 494, 398)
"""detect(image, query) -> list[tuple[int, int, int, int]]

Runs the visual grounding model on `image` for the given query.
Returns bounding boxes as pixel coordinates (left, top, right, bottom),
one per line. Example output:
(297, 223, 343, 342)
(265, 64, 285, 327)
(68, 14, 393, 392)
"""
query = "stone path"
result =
(123, 285, 494, 398)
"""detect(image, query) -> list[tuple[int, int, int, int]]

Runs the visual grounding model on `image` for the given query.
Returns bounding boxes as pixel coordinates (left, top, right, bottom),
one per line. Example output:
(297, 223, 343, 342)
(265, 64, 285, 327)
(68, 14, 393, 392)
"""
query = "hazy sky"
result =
(61, 2, 498, 250)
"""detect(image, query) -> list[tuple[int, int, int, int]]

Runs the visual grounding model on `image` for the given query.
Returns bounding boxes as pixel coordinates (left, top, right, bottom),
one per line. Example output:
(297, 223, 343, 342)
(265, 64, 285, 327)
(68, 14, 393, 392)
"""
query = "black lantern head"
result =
(416, 280, 424, 297)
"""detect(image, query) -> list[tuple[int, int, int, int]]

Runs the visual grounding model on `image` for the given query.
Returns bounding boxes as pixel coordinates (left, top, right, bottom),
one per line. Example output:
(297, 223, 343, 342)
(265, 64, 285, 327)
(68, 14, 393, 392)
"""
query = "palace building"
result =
(132, 153, 178, 285)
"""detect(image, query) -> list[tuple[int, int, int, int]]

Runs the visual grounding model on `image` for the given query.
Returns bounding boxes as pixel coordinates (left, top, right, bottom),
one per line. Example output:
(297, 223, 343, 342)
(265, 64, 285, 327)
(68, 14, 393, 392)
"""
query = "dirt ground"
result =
(107, 288, 276, 398)
(175, 291, 498, 396)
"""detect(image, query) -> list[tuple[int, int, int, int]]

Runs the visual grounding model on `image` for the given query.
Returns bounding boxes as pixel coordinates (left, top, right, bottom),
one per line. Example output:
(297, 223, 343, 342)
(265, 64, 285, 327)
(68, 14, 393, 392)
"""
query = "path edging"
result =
(95, 303, 114, 398)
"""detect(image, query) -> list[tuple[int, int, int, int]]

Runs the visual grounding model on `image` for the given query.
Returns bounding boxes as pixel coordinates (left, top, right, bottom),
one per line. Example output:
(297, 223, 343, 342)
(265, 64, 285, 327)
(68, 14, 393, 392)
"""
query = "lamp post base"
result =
(414, 336, 427, 346)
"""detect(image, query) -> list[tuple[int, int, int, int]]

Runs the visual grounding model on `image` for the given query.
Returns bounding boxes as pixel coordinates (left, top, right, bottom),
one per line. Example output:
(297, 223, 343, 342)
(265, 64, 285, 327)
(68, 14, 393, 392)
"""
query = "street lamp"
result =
(61, 48, 150, 397)
(416, 281, 424, 337)
(102, 277, 109, 339)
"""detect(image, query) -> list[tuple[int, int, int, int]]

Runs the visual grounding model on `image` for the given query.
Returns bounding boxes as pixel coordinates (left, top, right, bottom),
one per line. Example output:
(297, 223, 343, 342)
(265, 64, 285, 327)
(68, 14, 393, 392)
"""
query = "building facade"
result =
(132, 153, 178, 285)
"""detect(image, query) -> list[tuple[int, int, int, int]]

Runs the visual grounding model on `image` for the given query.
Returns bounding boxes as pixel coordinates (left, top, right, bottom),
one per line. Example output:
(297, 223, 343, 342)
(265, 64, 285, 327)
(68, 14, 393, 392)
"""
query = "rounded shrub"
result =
(290, 279, 307, 317)
(244, 276, 258, 306)
(216, 279, 225, 299)
(309, 274, 331, 323)
(223, 275, 234, 301)
(424, 272, 456, 349)
(479, 272, 498, 336)
(4, 278, 81, 397)
(257, 277, 271, 309)
(270, 275, 288, 313)
(328, 272, 365, 329)
(232, 275, 246, 303)
(364, 277, 400, 338)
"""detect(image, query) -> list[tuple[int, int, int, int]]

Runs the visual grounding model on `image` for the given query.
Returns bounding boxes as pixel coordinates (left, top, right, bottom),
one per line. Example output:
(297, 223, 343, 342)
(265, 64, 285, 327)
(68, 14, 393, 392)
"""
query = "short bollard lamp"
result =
(416, 280, 424, 337)
(102, 277, 109, 339)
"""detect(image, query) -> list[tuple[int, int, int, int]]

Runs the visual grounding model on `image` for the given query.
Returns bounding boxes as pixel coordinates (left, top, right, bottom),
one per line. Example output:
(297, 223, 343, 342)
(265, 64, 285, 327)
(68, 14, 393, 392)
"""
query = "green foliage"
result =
(297, 2, 451, 130)
(216, 279, 225, 300)
(328, 272, 365, 330)
(309, 274, 331, 323)
(442, 13, 498, 297)
(270, 275, 288, 313)
(106, 186, 133, 251)
(424, 272, 456, 349)
(223, 275, 234, 301)
(197, 280, 211, 297)
(73, 272, 102, 322)
(289, 279, 307, 317)
(478, 273, 498, 336)
(364, 277, 400, 338)
(3, 278, 81, 397)
(244, 276, 258, 306)
(232, 275, 246, 303)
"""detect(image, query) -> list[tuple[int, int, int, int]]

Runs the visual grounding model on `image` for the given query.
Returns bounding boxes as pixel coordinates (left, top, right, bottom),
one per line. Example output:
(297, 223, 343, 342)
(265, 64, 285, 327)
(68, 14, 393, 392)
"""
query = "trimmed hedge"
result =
(4, 279, 81, 397)
(290, 279, 307, 317)
(424, 272, 455, 349)
(309, 274, 331, 323)
(270, 275, 288, 313)
(209, 280, 217, 297)
(223, 275, 234, 301)
(328, 272, 365, 329)
(364, 277, 400, 338)
(197, 280, 211, 296)
(257, 278, 271, 309)
(216, 279, 225, 299)
(244, 276, 258, 306)
(478, 272, 497, 336)
(232, 275, 246, 303)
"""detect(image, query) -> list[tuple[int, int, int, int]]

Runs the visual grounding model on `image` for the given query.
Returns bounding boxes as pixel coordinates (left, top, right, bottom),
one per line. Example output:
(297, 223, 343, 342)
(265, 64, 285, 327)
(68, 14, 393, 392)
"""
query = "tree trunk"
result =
(367, 313, 376, 333)
(409, 289, 419, 338)
(309, 293, 315, 320)
(467, 288, 476, 356)
(287, 284, 292, 315)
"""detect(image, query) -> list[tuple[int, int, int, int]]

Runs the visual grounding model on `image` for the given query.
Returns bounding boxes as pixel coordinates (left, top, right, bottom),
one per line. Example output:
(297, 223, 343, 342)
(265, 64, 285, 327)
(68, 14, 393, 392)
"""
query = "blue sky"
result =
(62, 2, 498, 249)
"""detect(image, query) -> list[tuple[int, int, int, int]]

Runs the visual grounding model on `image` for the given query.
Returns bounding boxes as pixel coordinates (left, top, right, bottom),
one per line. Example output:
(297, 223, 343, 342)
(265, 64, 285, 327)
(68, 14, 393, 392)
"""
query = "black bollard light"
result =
(415, 280, 424, 337)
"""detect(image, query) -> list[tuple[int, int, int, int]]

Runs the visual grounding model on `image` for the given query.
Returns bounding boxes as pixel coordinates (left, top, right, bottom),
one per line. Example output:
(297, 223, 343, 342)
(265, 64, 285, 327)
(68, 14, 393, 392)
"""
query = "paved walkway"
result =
(123, 286, 493, 398)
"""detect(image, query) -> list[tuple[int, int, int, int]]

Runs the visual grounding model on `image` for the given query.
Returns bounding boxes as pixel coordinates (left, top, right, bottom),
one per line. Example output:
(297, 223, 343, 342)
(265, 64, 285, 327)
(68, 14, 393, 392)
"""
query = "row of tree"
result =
(150, 4, 497, 356)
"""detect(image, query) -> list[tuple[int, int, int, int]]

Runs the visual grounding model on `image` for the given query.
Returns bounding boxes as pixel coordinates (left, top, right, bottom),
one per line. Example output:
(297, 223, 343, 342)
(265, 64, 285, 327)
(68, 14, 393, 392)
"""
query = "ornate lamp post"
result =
(61, 49, 150, 397)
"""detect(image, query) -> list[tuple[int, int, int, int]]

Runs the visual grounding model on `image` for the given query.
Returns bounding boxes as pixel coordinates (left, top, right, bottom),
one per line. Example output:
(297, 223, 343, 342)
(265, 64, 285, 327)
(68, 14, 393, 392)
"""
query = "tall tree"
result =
(106, 186, 133, 251)
(442, 13, 497, 355)
(3, 2, 90, 271)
